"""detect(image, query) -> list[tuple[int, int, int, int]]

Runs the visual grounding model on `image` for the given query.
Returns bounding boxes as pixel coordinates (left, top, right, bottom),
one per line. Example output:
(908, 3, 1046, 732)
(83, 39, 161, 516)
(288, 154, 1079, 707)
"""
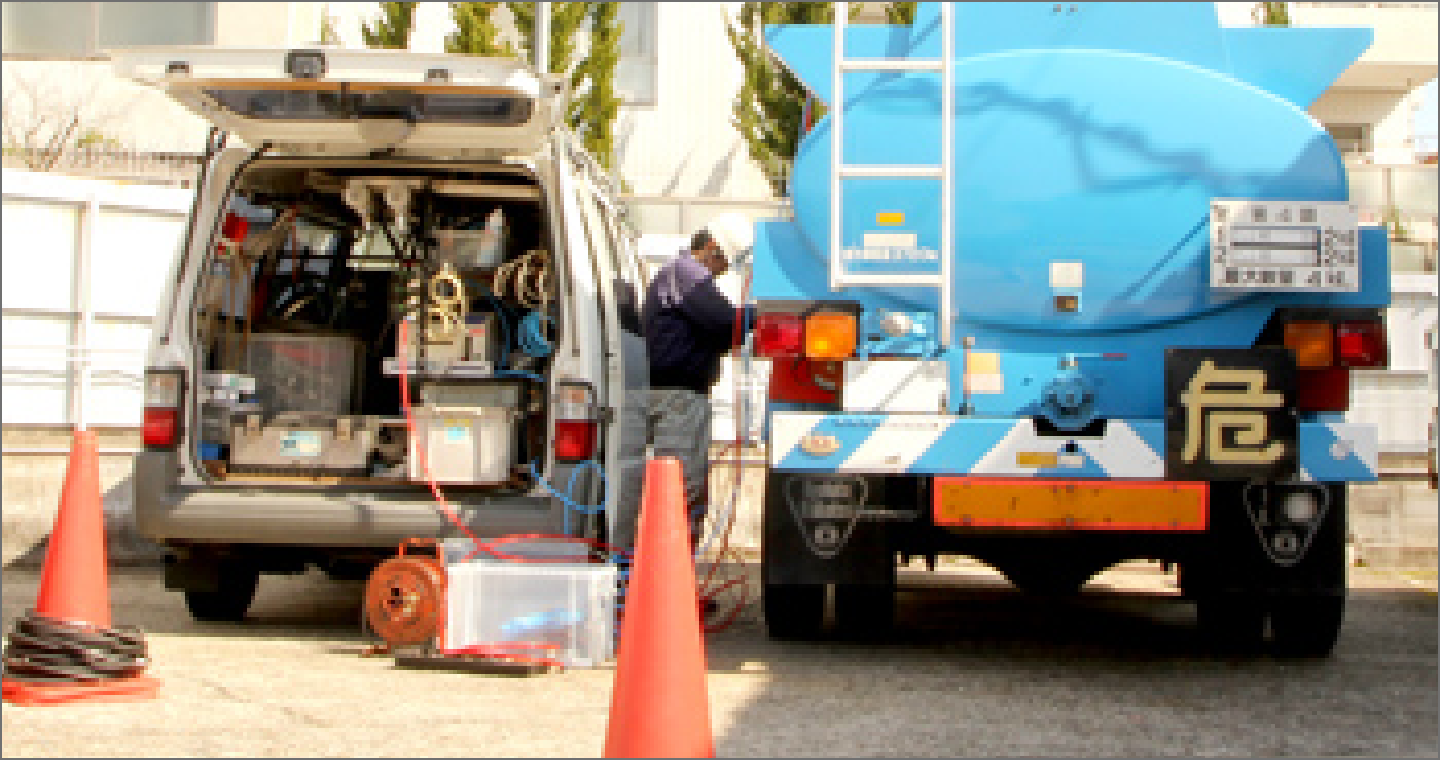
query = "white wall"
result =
(1312, 89, 1425, 164)
(1, 170, 193, 426)
(614, 3, 772, 199)
(214, 2, 325, 47)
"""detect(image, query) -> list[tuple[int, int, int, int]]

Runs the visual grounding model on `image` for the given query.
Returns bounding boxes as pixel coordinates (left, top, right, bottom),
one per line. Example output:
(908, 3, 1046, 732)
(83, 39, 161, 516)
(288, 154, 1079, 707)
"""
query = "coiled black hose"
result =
(2, 611, 148, 683)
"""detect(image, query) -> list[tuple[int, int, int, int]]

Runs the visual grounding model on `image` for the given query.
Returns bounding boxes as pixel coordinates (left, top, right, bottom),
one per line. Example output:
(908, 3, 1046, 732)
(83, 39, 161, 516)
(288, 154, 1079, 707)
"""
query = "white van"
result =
(112, 47, 649, 621)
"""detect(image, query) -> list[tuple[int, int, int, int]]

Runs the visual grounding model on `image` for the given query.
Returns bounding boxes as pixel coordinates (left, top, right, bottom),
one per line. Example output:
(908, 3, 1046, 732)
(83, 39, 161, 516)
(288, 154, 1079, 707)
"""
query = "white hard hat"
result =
(704, 213, 755, 267)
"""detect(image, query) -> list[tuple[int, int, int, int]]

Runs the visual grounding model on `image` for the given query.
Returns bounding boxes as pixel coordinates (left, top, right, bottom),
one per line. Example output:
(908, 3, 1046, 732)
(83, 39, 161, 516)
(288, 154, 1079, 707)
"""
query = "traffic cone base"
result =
(2, 675, 161, 707)
(1, 430, 157, 705)
(603, 457, 714, 758)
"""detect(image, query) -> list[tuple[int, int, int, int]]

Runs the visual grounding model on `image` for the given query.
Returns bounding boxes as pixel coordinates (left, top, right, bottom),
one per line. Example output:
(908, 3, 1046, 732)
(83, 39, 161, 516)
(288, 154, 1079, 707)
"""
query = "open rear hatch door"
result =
(109, 46, 561, 159)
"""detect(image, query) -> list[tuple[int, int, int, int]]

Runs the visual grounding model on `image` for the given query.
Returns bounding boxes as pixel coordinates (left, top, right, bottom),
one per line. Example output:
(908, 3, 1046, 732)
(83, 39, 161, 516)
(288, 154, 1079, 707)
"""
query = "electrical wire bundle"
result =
(2, 611, 149, 683)
(492, 248, 551, 309)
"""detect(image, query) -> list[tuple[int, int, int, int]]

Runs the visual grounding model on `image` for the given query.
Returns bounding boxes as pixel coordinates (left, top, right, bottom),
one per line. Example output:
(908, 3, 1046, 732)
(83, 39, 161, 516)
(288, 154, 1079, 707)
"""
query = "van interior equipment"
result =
(196, 166, 555, 490)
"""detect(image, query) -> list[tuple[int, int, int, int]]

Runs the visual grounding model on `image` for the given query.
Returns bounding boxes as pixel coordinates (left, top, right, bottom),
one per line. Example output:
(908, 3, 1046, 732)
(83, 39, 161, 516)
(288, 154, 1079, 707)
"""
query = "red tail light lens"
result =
(1336, 320, 1387, 368)
(143, 408, 180, 448)
(1296, 367, 1350, 413)
(553, 382, 598, 461)
(142, 370, 184, 449)
(768, 358, 841, 404)
(755, 313, 803, 358)
(553, 421, 597, 461)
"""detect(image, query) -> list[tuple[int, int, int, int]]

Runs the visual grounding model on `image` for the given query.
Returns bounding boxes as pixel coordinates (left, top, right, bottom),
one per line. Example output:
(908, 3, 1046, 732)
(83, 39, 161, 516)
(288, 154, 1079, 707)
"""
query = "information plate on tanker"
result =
(1209, 199, 1358, 292)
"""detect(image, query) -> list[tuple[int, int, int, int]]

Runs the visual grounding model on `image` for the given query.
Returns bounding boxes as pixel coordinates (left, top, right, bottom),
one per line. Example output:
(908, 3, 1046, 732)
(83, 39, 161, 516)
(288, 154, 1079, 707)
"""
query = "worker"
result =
(630, 213, 756, 558)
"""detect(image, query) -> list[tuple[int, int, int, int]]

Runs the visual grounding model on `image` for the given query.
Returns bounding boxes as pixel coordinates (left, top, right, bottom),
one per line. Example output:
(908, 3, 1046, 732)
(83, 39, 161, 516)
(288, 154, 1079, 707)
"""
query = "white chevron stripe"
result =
(970, 420, 1053, 475)
(1079, 421, 1164, 478)
(1329, 422, 1379, 476)
(840, 416, 951, 472)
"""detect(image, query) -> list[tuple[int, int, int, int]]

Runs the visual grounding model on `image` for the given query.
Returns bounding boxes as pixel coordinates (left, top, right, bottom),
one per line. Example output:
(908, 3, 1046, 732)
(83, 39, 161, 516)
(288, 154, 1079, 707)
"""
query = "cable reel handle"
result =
(396, 537, 443, 560)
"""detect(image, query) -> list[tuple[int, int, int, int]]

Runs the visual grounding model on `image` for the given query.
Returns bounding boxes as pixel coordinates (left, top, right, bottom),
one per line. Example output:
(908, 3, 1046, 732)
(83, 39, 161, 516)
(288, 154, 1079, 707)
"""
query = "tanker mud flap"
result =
(1164, 347, 1345, 583)
(762, 472, 912, 586)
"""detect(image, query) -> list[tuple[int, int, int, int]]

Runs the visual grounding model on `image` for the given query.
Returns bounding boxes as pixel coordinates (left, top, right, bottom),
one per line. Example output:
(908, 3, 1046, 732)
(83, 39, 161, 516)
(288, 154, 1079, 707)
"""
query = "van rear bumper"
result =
(133, 452, 567, 548)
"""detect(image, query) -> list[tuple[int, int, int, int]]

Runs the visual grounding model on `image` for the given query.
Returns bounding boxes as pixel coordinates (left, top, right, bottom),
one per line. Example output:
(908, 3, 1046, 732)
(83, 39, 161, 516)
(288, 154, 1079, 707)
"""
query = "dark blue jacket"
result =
(642, 251, 754, 394)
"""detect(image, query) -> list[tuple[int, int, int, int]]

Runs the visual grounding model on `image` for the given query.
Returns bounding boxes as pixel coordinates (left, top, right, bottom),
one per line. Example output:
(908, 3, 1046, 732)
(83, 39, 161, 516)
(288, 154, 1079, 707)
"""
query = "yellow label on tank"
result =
(876, 212, 905, 226)
(1015, 452, 1059, 468)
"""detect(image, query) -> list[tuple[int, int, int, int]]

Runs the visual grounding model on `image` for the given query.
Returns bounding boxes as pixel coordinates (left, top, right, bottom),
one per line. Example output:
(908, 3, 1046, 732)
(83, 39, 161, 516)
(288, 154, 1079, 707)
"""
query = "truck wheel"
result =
(1269, 595, 1344, 658)
(1195, 596, 1265, 654)
(183, 562, 260, 622)
(763, 583, 825, 640)
(833, 583, 895, 640)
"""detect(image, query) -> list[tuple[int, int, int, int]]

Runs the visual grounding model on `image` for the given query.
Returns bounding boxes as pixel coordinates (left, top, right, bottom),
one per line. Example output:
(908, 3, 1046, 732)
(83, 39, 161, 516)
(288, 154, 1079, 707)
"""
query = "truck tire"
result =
(763, 583, 825, 640)
(833, 583, 895, 640)
(1269, 594, 1343, 657)
(1195, 596, 1266, 654)
(183, 562, 260, 622)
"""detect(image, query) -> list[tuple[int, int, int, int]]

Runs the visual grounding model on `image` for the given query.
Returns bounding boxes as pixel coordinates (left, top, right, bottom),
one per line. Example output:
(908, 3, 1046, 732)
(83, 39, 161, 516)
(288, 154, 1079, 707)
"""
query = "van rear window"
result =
(202, 88, 533, 125)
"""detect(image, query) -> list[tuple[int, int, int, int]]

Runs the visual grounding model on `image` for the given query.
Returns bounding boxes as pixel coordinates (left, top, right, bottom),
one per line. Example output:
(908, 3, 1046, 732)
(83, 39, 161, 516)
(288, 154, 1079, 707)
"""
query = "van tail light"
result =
(142, 370, 185, 448)
(804, 312, 858, 359)
(1297, 367, 1350, 413)
(1284, 321, 1333, 368)
(553, 382, 598, 461)
(1336, 320, 1387, 368)
(755, 313, 803, 358)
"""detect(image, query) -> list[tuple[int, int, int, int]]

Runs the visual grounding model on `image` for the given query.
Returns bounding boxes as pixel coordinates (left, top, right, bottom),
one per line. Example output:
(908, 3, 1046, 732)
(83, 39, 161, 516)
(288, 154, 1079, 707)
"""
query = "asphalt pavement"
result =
(1, 560, 1435, 757)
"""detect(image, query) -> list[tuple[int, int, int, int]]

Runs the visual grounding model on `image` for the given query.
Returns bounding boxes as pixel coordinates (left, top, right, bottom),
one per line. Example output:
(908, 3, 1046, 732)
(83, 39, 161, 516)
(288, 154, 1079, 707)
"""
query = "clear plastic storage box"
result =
(227, 334, 362, 415)
(444, 557, 617, 668)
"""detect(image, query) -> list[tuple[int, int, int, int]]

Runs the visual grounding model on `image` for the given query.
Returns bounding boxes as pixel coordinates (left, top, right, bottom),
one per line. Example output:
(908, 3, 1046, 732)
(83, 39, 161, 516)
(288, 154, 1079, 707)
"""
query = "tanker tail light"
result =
(803, 313, 858, 359)
(1282, 316, 1387, 413)
(754, 309, 860, 361)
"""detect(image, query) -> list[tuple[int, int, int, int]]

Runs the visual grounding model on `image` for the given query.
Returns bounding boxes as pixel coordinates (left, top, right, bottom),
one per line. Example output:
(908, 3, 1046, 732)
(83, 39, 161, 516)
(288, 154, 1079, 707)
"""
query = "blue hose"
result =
(518, 312, 554, 358)
(525, 458, 630, 626)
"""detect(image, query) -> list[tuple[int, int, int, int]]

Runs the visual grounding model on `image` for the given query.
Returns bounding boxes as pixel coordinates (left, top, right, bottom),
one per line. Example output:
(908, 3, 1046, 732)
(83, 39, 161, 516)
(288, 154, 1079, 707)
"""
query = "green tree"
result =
(885, 2, 917, 25)
(726, 3, 835, 196)
(509, 3, 623, 170)
(1253, 2, 1291, 26)
(509, 2, 590, 74)
(728, 3, 929, 195)
(361, 2, 417, 49)
(567, 4, 622, 169)
(445, 2, 515, 57)
(319, 8, 341, 45)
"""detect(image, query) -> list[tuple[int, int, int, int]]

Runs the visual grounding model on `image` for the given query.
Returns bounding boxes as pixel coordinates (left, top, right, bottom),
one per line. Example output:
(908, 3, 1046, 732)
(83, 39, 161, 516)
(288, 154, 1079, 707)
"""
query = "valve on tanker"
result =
(1040, 353, 1100, 431)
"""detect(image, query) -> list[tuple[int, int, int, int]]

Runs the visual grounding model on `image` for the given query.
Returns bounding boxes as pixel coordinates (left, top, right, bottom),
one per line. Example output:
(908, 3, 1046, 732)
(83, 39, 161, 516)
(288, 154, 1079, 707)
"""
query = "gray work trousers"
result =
(612, 387, 710, 556)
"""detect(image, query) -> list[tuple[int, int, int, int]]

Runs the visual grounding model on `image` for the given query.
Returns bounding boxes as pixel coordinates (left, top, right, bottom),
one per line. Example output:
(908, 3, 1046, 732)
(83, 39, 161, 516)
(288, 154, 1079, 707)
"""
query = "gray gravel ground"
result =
(2, 560, 1435, 757)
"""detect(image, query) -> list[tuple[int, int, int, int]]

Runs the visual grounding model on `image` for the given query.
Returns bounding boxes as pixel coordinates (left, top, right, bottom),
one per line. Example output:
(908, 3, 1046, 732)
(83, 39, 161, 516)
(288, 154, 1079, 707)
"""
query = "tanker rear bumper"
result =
(768, 413, 1378, 482)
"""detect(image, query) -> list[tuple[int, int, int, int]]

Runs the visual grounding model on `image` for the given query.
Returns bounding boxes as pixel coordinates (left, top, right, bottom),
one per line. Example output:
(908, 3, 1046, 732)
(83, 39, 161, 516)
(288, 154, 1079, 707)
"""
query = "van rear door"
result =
(109, 46, 562, 158)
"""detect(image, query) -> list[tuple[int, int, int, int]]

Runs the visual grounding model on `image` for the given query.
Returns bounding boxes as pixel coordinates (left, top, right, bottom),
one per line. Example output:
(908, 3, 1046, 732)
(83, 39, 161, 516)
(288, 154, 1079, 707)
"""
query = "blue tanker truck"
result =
(747, 2, 1391, 656)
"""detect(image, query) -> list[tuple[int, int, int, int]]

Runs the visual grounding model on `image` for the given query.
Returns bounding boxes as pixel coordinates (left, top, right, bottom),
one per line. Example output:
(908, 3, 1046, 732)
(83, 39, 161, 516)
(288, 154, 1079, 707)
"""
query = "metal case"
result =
(228, 413, 378, 476)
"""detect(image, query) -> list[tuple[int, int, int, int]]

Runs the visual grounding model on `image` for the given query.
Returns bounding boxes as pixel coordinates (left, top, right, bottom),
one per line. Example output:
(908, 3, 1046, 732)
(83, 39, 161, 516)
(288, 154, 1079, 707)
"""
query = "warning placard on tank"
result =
(1209, 199, 1358, 292)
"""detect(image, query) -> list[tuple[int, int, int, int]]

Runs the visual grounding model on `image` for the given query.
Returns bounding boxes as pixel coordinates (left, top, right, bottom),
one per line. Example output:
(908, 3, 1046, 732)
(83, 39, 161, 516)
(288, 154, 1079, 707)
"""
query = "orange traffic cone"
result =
(2, 430, 159, 706)
(603, 457, 714, 758)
